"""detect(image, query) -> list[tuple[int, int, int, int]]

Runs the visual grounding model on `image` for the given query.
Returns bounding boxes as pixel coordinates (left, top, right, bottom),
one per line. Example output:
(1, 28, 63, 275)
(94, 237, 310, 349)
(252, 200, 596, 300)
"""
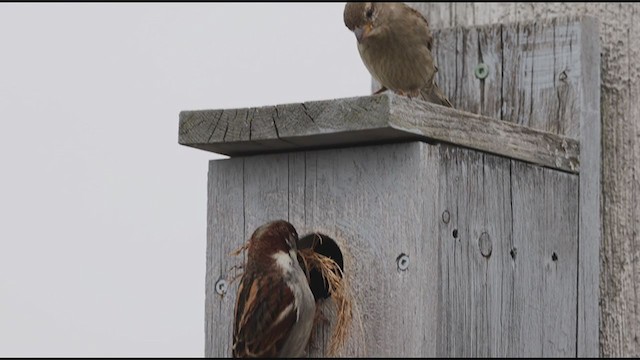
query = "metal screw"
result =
(474, 63, 489, 80)
(215, 279, 228, 295)
(396, 253, 410, 271)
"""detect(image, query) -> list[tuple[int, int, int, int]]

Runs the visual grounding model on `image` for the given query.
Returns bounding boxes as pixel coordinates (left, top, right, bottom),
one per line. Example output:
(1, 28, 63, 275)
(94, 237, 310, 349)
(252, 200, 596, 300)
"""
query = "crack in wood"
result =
(249, 108, 256, 141)
(222, 110, 236, 142)
(301, 103, 317, 125)
(207, 110, 225, 143)
(272, 106, 280, 139)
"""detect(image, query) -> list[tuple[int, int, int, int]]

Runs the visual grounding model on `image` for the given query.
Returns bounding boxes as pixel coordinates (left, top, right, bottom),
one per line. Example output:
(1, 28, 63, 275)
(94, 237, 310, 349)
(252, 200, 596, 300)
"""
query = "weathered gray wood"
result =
(437, 146, 514, 357)
(492, 17, 577, 136)
(418, 8, 640, 358)
(576, 16, 601, 358)
(204, 140, 581, 357)
(243, 154, 290, 234)
(511, 161, 579, 357)
(436, 145, 578, 357)
(296, 142, 440, 357)
(205, 142, 441, 357)
(377, 14, 586, 139)
(410, 8, 602, 357)
(389, 97, 579, 173)
(431, 23, 502, 117)
(180, 93, 580, 174)
(205, 159, 245, 358)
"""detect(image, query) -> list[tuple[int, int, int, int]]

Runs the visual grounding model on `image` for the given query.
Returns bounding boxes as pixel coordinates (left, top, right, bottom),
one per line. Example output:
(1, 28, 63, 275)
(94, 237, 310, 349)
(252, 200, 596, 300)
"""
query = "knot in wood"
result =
(478, 232, 492, 258)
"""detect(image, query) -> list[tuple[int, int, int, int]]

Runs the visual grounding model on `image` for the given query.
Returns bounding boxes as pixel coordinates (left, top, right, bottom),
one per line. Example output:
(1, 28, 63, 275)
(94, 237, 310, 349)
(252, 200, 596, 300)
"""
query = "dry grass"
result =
(298, 246, 353, 356)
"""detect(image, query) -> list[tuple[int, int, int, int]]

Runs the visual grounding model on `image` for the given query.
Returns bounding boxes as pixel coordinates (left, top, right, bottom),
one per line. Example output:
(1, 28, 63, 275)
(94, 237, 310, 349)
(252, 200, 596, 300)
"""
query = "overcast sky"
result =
(0, 3, 370, 357)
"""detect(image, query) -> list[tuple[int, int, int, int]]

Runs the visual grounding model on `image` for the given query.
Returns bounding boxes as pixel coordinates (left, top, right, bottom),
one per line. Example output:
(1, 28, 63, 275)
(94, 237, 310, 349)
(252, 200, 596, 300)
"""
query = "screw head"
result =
(215, 279, 228, 295)
(396, 253, 410, 271)
(474, 63, 490, 80)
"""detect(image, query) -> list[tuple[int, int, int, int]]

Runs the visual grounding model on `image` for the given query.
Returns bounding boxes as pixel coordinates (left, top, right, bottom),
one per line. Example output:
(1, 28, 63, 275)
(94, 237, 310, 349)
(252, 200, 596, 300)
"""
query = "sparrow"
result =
(343, 2, 453, 107)
(232, 220, 316, 358)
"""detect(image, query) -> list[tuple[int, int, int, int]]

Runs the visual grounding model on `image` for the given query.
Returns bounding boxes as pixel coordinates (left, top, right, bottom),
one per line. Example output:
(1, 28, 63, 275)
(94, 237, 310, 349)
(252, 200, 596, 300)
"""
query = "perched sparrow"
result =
(343, 2, 453, 107)
(232, 220, 316, 358)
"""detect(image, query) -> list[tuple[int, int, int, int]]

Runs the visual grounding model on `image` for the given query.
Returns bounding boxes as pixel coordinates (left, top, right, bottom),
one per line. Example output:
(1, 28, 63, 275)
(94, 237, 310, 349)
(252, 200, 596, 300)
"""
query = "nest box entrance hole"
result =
(298, 233, 344, 301)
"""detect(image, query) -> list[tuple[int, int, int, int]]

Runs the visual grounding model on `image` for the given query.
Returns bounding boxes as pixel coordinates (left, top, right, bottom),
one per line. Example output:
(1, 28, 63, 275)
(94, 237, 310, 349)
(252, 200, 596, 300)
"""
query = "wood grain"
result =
(388, 96, 579, 174)
(205, 143, 441, 357)
(295, 142, 439, 357)
(180, 93, 580, 174)
(436, 146, 514, 357)
(436, 145, 578, 357)
(510, 161, 579, 357)
(413, 7, 603, 356)
(205, 159, 245, 358)
(204, 141, 581, 357)
(426, 15, 588, 139)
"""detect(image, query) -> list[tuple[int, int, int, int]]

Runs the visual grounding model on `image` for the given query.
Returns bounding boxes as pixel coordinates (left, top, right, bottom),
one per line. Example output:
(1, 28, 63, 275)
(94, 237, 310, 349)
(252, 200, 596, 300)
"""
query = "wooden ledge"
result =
(179, 93, 579, 173)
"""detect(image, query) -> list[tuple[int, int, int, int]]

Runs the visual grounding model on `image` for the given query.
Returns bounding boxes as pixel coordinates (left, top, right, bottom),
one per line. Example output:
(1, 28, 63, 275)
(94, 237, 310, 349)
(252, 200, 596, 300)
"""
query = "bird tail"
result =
(420, 82, 453, 108)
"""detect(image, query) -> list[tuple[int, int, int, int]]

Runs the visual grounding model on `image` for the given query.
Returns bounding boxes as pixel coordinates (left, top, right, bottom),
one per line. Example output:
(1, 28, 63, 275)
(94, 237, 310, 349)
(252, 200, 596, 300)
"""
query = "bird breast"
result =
(272, 250, 316, 357)
(357, 31, 436, 94)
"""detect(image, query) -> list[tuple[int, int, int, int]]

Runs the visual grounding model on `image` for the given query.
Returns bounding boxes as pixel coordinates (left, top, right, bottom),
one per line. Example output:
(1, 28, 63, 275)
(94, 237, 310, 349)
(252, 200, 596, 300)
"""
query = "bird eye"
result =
(366, 7, 374, 18)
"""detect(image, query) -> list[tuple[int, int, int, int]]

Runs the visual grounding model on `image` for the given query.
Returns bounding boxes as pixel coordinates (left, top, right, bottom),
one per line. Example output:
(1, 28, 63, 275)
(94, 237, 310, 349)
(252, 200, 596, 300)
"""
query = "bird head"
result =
(343, 2, 381, 43)
(246, 220, 299, 269)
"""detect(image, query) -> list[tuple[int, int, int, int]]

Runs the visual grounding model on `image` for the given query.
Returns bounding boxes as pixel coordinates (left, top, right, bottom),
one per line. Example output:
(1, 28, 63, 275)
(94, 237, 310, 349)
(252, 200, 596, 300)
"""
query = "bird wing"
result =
(402, 3, 433, 51)
(233, 271, 298, 358)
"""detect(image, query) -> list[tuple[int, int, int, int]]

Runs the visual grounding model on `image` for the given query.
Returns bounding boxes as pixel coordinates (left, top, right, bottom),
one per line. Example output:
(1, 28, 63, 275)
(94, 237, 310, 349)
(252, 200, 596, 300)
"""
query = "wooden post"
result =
(179, 15, 601, 357)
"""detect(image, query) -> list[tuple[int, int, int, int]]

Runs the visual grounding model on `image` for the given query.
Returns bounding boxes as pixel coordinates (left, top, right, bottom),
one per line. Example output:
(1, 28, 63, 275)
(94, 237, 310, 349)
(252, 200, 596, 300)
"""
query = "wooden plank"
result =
(576, 16, 601, 357)
(205, 140, 582, 357)
(431, 23, 502, 117)
(417, 14, 588, 139)
(434, 145, 579, 358)
(205, 159, 245, 357)
(179, 93, 580, 174)
(205, 142, 441, 357)
(510, 161, 579, 357)
(388, 97, 579, 173)
(415, 11, 601, 356)
(242, 154, 290, 233)
(300, 142, 439, 357)
(436, 146, 513, 357)
(204, 154, 294, 357)
(410, 2, 516, 29)
(501, 17, 583, 137)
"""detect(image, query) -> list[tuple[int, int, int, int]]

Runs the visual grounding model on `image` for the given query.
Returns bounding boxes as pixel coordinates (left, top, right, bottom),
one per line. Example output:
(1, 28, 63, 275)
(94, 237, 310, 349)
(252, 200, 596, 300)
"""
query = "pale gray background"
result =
(0, 3, 369, 357)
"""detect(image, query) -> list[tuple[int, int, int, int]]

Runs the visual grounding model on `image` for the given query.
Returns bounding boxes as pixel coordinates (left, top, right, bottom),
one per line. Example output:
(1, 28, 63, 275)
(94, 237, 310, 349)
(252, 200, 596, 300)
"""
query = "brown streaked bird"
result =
(343, 2, 453, 107)
(232, 220, 315, 358)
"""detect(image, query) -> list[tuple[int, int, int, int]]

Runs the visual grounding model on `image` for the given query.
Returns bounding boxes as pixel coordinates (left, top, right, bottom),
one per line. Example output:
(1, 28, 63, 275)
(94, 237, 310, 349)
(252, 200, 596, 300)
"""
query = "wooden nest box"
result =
(179, 16, 601, 357)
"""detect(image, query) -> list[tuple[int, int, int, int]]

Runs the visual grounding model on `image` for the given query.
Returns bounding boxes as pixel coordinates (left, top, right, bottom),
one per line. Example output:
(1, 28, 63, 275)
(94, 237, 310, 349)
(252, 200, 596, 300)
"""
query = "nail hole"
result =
(478, 232, 492, 258)
(552, 252, 558, 261)
(298, 233, 344, 301)
(396, 253, 410, 271)
(510, 247, 517, 260)
(442, 210, 450, 224)
(452, 229, 458, 238)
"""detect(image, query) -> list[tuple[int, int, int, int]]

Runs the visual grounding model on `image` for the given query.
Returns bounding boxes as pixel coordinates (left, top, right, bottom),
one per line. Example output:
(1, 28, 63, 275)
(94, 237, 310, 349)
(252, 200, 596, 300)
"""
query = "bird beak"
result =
(353, 24, 372, 42)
